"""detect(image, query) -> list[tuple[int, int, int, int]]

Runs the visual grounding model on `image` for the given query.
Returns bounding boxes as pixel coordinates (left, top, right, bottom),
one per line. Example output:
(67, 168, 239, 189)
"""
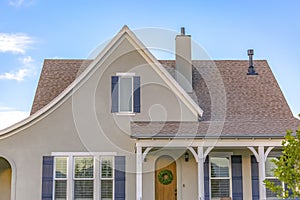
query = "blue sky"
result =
(0, 0, 299, 129)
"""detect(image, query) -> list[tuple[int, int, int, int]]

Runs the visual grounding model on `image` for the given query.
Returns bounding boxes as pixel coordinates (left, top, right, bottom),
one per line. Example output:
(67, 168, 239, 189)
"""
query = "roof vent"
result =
(247, 49, 258, 75)
(181, 27, 185, 35)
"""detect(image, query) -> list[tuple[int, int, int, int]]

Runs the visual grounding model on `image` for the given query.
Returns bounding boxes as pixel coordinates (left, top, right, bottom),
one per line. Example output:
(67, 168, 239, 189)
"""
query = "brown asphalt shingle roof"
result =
(31, 59, 299, 138)
(30, 59, 92, 114)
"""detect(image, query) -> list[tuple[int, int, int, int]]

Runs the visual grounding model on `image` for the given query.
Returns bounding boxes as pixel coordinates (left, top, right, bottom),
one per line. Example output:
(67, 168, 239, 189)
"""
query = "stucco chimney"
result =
(175, 27, 192, 92)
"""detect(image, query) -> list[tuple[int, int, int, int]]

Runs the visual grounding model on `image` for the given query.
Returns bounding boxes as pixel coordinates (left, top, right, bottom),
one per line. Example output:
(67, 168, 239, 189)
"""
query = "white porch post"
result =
(197, 146, 205, 200)
(258, 146, 266, 200)
(136, 146, 143, 200)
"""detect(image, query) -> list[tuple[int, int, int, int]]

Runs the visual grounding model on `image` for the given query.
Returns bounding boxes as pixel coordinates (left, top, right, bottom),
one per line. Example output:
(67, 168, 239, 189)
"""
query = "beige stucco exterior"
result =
(0, 26, 287, 200)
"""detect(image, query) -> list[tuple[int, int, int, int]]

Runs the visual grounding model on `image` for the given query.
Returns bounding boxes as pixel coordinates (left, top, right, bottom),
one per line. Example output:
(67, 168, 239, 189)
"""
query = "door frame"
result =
(153, 150, 183, 200)
(0, 154, 16, 200)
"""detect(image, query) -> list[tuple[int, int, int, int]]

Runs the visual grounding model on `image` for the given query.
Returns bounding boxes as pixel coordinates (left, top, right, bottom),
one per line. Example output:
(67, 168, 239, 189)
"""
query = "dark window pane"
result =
(211, 179, 230, 198)
(101, 180, 113, 199)
(74, 180, 93, 199)
(55, 180, 67, 199)
(266, 178, 282, 198)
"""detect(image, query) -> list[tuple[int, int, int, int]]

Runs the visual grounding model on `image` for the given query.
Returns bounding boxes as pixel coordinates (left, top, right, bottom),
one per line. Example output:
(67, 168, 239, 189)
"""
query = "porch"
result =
(135, 138, 282, 200)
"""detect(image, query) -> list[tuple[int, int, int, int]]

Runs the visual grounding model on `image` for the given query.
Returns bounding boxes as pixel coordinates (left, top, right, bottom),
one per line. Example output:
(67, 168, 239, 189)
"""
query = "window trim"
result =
(51, 152, 116, 200)
(209, 152, 233, 200)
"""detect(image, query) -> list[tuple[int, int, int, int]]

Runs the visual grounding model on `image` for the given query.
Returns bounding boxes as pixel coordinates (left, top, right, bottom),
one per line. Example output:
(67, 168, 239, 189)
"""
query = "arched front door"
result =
(155, 155, 177, 200)
(0, 157, 12, 200)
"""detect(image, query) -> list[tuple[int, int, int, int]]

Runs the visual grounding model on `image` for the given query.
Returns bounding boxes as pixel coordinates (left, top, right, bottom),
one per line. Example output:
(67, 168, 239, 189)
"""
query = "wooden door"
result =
(155, 156, 177, 200)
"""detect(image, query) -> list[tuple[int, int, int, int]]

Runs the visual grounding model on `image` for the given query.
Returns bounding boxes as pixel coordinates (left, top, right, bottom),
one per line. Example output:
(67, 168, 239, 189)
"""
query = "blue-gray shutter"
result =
(111, 76, 119, 112)
(204, 156, 210, 200)
(251, 155, 259, 200)
(133, 76, 140, 113)
(115, 156, 126, 200)
(42, 156, 54, 200)
(231, 155, 243, 200)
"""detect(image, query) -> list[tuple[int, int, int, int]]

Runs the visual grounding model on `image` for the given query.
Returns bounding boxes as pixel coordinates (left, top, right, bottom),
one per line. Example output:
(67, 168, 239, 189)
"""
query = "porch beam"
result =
(203, 146, 213, 161)
(247, 146, 260, 162)
(136, 139, 282, 147)
(187, 147, 199, 163)
(264, 146, 274, 161)
(136, 146, 143, 200)
(142, 147, 153, 161)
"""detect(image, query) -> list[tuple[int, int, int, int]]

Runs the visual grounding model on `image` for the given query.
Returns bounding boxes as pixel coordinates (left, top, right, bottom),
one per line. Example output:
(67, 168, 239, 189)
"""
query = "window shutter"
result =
(133, 76, 140, 113)
(111, 76, 119, 112)
(42, 156, 54, 200)
(115, 156, 126, 200)
(251, 155, 259, 200)
(204, 156, 210, 200)
(231, 155, 243, 200)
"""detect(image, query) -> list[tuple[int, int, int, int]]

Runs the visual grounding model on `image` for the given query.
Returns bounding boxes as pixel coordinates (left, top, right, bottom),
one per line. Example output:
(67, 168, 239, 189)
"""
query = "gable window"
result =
(210, 156, 231, 199)
(111, 73, 140, 114)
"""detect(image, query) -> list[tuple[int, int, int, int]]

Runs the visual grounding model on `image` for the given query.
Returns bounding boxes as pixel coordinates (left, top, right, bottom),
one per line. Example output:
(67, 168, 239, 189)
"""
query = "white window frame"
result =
(100, 156, 115, 200)
(116, 72, 135, 115)
(73, 156, 95, 200)
(209, 152, 233, 200)
(51, 152, 116, 200)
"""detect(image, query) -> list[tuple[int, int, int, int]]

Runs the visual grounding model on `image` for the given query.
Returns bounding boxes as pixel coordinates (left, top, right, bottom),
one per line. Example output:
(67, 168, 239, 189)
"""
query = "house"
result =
(0, 25, 299, 200)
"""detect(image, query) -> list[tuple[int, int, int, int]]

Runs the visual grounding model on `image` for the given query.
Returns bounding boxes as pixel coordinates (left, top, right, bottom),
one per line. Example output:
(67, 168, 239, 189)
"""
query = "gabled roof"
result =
(131, 60, 299, 138)
(1, 25, 203, 137)
(31, 25, 203, 118)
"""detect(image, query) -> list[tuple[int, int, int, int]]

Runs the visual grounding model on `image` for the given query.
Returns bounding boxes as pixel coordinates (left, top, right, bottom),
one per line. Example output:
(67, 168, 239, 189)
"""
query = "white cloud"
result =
(0, 111, 29, 130)
(0, 56, 37, 82)
(9, 0, 35, 7)
(9, 0, 24, 7)
(0, 33, 34, 54)
(0, 68, 30, 81)
(0, 106, 14, 111)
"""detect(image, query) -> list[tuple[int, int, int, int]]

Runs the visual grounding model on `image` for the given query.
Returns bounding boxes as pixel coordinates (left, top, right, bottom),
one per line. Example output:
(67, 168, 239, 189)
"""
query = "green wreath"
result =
(158, 169, 173, 185)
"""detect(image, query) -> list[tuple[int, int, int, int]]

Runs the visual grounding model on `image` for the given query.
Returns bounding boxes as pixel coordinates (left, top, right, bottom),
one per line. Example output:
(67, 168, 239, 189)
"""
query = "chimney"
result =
(247, 49, 258, 75)
(175, 27, 193, 92)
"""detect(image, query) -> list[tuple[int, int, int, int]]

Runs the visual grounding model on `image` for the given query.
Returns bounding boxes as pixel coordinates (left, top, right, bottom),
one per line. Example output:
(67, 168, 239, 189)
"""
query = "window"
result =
(210, 156, 231, 199)
(265, 157, 285, 199)
(52, 154, 115, 200)
(54, 157, 68, 200)
(101, 157, 113, 200)
(111, 74, 140, 113)
(74, 157, 94, 200)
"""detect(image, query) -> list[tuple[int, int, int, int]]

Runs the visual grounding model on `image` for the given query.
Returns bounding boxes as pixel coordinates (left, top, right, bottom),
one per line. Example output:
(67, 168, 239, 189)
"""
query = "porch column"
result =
(136, 146, 143, 200)
(258, 146, 266, 200)
(197, 146, 205, 200)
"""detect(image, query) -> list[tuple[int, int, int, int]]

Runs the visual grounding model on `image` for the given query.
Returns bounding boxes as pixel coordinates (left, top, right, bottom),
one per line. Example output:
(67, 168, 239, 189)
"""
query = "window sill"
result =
(115, 112, 136, 116)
